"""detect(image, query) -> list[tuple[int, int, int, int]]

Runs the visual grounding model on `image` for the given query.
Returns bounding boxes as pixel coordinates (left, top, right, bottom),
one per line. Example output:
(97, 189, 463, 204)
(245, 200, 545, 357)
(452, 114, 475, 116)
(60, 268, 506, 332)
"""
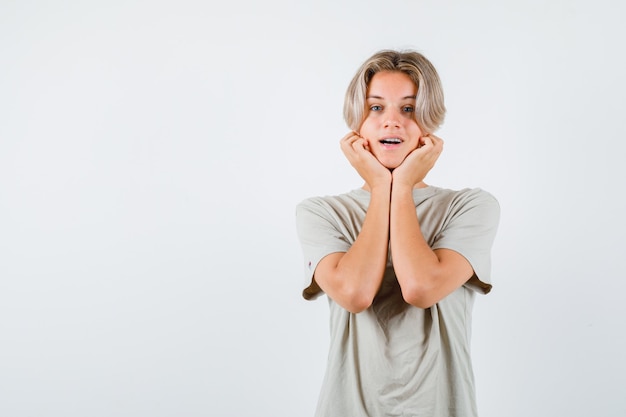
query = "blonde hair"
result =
(343, 49, 446, 133)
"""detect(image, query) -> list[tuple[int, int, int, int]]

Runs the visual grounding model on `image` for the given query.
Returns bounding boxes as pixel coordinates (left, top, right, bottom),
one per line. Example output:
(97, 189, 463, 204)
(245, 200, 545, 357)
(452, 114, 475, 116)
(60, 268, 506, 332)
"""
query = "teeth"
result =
(380, 138, 402, 144)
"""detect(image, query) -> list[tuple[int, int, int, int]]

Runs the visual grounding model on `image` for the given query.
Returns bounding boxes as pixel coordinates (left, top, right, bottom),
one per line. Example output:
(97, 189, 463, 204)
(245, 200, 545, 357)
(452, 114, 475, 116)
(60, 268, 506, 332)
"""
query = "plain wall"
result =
(1, 0, 625, 416)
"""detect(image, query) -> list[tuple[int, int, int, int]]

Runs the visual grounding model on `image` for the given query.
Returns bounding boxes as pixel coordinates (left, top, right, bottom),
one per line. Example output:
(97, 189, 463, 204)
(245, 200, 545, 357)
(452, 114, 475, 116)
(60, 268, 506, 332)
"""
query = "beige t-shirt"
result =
(296, 186, 500, 417)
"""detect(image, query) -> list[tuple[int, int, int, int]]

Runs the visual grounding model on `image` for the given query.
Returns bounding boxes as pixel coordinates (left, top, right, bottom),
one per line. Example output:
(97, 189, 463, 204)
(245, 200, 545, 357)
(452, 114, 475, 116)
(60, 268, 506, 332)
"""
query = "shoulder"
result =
(431, 187, 499, 213)
(455, 188, 499, 210)
(422, 187, 500, 233)
(296, 189, 368, 215)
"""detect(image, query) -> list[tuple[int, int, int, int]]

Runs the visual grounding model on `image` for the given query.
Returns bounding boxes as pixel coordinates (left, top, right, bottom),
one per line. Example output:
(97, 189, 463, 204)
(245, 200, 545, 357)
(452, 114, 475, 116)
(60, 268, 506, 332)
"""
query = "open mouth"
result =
(379, 137, 403, 145)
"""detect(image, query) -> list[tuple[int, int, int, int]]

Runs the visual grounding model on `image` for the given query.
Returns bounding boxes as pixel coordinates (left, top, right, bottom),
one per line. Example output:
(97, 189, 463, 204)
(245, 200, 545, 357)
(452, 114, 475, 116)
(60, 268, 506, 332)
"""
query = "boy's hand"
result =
(392, 133, 444, 188)
(340, 131, 391, 190)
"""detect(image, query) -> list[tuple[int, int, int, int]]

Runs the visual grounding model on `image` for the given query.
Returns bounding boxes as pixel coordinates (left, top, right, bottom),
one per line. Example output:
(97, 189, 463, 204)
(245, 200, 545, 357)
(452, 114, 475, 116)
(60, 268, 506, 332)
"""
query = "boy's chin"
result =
(379, 160, 402, 170)
(373, 153, 407, 170)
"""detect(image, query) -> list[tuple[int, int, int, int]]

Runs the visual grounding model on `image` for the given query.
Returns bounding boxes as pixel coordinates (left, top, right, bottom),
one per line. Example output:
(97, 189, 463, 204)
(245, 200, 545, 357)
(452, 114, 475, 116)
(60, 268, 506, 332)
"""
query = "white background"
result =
(1, 0, 625, 416)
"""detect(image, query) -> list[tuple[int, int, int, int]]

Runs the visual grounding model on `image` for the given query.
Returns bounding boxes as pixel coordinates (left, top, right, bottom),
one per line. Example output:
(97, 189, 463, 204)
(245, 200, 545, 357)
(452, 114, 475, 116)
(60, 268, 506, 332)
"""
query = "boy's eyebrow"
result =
(366, 95, 417, 100)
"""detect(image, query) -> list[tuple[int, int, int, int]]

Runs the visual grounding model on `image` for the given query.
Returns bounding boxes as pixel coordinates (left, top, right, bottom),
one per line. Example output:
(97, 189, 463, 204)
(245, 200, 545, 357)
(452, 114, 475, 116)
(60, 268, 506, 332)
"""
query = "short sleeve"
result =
(431, 189, 500, 294)
(295, 198, 353, 300)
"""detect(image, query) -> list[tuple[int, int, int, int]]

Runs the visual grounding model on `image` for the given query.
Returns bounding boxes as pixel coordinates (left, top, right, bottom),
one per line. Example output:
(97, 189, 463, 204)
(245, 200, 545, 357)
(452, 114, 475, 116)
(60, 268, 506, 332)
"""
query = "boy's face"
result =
(359, 71, 423, 169)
